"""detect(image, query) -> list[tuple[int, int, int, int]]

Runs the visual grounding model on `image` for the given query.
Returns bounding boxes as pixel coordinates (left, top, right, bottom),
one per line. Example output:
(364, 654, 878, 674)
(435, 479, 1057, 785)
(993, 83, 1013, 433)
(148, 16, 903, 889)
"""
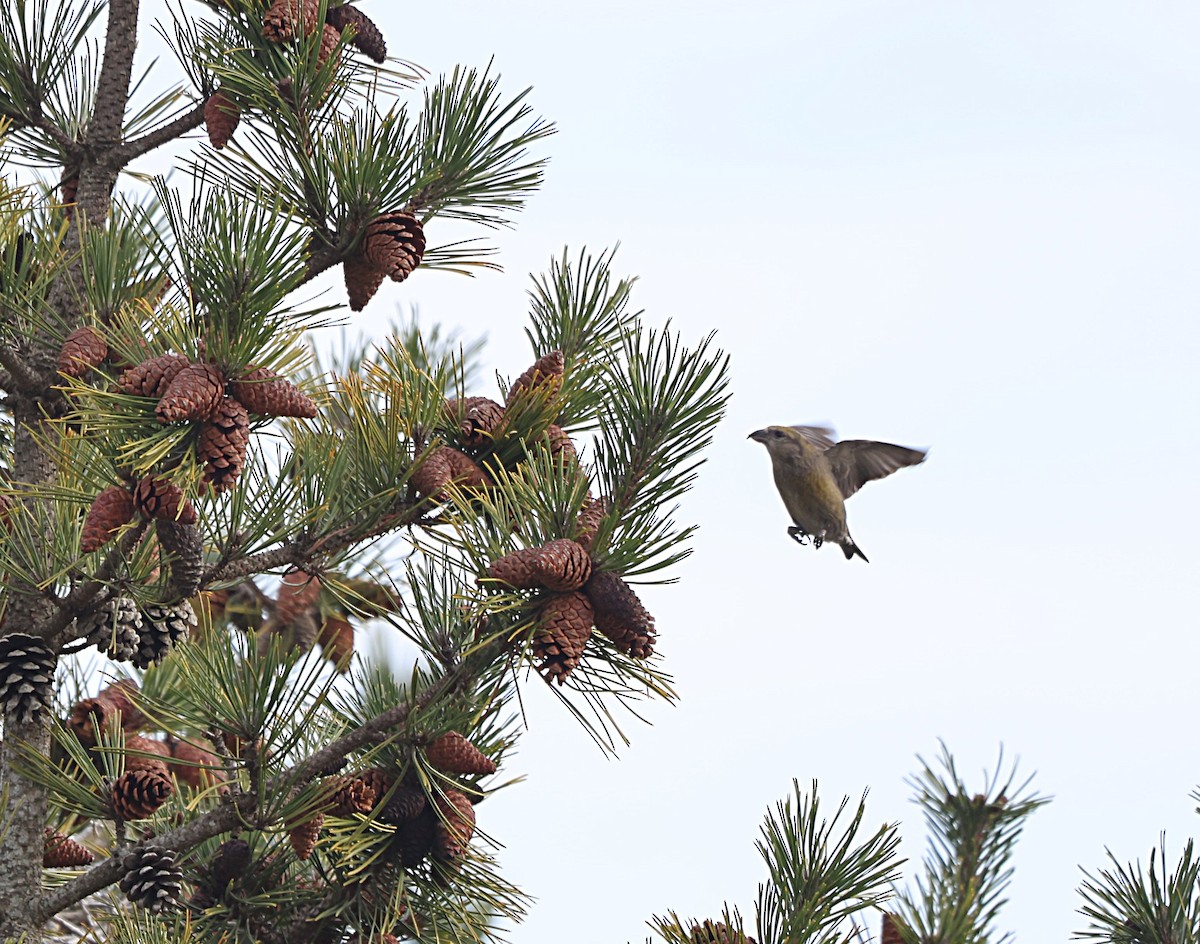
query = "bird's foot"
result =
(787, 526, 810, 546)
(813, 532, 824, 550)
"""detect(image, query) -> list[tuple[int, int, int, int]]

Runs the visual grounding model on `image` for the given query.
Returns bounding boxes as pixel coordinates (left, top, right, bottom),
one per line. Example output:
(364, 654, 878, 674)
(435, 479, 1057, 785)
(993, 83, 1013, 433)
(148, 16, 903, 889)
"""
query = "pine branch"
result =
(0, 342, 40, 390)
(114, 99, 205, 163)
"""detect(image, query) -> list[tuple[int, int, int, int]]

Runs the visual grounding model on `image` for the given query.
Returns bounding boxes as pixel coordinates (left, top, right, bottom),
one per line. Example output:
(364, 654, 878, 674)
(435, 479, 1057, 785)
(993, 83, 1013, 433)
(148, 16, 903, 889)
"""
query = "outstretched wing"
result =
(787, 425, 837, 451)
(825, 440, 927, 498)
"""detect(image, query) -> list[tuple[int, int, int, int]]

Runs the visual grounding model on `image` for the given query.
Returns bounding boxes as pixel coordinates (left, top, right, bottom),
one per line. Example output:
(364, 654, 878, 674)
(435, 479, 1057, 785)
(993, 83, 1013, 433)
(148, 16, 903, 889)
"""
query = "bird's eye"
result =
(772, 429, 783, 438)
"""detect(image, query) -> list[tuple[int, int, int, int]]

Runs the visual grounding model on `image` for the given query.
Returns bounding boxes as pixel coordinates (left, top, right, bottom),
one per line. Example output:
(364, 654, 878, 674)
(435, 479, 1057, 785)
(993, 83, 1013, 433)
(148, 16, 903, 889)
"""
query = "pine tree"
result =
(0, 1, 730, 941)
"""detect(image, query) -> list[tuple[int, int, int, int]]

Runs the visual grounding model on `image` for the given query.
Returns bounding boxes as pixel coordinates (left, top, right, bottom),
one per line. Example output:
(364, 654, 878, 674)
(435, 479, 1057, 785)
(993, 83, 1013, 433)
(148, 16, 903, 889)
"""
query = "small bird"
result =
(749, 425, 927, 561)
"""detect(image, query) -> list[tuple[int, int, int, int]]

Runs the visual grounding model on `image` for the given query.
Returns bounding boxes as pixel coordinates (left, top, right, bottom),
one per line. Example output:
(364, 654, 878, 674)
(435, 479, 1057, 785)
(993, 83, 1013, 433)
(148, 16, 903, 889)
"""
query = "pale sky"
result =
(138, 2, 1200, 941)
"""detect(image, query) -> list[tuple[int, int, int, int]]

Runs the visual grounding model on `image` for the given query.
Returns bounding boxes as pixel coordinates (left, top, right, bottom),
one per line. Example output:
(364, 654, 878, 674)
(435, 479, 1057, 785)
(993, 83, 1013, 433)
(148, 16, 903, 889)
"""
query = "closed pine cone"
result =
(133, 475, 197, 524)
(43, 831, 93, 868)
(156, 361, 226, 423)
(67, 678, 145, 747)
(81, 486, 135, 552)
(425, 732, 496, 776)
(506, 351, 564, 406)
(230, 366, 317, 418)
(584, 570, 656, 659)
(533, 591, 594, 684)
(204, 91, 240, 149)
(198, 396, 251, 492)
(123, 735, 171, 776)
(432, 789, 475, 861)
(343, 252, 388, 312)
(167, 738, 226, 789)
(317, 614, 354, 671)
(325, 3, 387, 62)
(574, 495, 611, 551)
(58, 326, 108, 377)
(118, 353, 190, 397)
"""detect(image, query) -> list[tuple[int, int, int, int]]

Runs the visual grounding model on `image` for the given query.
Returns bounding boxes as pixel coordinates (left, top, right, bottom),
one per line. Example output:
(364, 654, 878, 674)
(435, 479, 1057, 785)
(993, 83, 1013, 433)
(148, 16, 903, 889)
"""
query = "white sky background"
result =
(136, 1, 1200, 940)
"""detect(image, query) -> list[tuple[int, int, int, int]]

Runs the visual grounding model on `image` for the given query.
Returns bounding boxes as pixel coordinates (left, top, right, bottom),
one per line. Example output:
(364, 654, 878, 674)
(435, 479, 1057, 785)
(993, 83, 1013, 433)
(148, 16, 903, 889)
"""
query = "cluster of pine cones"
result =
(200, 0, 415, 313)
(204, 0, 388, 150)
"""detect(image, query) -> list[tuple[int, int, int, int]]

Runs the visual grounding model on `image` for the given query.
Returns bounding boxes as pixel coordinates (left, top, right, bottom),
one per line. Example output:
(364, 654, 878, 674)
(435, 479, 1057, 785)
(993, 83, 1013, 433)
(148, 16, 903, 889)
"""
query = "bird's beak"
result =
(748, 429, 769, 443)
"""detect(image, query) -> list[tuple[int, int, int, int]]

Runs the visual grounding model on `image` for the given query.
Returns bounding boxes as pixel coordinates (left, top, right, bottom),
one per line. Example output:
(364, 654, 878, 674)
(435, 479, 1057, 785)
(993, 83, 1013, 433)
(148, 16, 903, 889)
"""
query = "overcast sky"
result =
(134, 2, 1200, 940)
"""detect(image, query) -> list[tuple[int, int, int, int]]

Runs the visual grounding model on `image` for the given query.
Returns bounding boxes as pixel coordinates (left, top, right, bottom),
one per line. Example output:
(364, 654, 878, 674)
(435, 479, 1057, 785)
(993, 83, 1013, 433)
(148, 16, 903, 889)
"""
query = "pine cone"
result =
(584, 570, 656, 659)
(198, 396, 251, 492)
(363, 212, 425, 283)
(356, 768, 396, 808)
(425, 732, 496, 776)
(317, 22, 341, 66)
(445, 396, 505, 446)
(134, 601, 196, 668)
(325, 775, 376, 816)
(317, 614, 354, 672)
(343, 252, 387, 312)
(133, 475, 197, 524)
(58, 326, 108, 377)
(432, 789, 475, 861)
(0, 633, 56, 723)
(209, 838, 252, 890)
(380, 783, 426, 825)
(124, 734, 171, 776)
(156, 518, 204, 599)
(204, 91, 240, 149)
(410, 449, 452, 499)
(326, 3, 386, 62)
(43, 831, 94, 868)
(157, 361, 226, 424)
(881, 913, 905, 944)
(441, 447, 491, 488)
(230, 367, 318, 418)
(67, 678, 144, 747)
(574, 495, 611, 551)
(262, 0, 319, 41)
(533, 591, 594, 684)
(168, 738, 226, 790)
(397, 806, 437, 867)
(275, 569, 322, 625)
(111, 769, 174, 820)
(81, 486, 135, 552)
(120, 846, 183, 913)
(118, 353, 191, 397)
(487, 539, 591, 592)
(543, 423, 577, 465)
(289, 813, 323, 860)
(79, 596, 144, 663)
(506, 351, 564, 406)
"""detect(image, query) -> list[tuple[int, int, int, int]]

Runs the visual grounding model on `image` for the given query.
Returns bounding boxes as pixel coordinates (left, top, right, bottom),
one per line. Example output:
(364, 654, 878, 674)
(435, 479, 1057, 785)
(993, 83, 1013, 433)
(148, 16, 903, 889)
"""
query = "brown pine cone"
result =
(445, 396, 505, 446)
(288, 813, 323, 860)
(584, 570, 656, 659)
(167, 738, 226, 790)
(133, 476, 197, 524)
(410, 449, 452, 499)
(230, 366, 318, 418)
(317, 614, 354, 672)
(275, 569, 321, 625)
(58, 326, 108, 377)
(343, 252, 387, 312)
(204, 91, 240, 149)
(532, 538, 592, 592)
(316, 22, 341, 66)
(124, 735, 172, 777)
(67, 679, 145, 747)
(543, 423, 577, 465)
(379, 783, 426, 825)
(43, 831, 94, 868)
(881, 913, 905, 944)
(506, 351, 564, 406)
(156, 362, 226, 424)
(118, 353, 190, 397)
(485, 547, 539, 589)
(209, 838, 252, 889)
(432, 789, 475, 861)
(356, 767, 396, 808)
(533, 591, 594, 684)
(440, 447, 491, 488)
(263, 0, 319, 41)
(326, 3, 386, 62)
(325, 775, 376, 817)
(574, 495, 611, 551)
(111, 769, 174, 820)
(81, 486, 135, 553)
(363, 213, 425, 283)
(425, 732, 496, 776)
(198, 396, 251, 492)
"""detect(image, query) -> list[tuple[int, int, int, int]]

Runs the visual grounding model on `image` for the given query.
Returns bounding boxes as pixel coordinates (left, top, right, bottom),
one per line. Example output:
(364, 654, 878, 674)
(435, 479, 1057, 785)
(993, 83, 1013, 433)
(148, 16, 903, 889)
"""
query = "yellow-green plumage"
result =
(749, 424, 926, 562)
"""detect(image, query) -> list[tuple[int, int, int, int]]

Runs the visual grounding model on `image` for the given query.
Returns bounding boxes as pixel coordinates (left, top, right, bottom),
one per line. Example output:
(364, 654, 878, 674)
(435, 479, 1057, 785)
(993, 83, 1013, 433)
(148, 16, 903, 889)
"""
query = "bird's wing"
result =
(787, 425, 837, 451)
(825, 441, 927, 498)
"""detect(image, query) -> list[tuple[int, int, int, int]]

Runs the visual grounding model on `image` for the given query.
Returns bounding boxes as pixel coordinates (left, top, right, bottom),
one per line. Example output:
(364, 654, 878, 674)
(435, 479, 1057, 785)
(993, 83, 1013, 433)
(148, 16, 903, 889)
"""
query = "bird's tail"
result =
(841, 538, 869, 563)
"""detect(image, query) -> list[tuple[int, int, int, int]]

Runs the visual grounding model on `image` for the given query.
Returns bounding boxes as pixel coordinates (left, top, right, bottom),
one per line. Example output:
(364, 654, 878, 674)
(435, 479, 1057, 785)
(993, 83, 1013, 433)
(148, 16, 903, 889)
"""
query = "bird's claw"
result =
(813, 533, 824, 550)
(787, 526, 810, 546)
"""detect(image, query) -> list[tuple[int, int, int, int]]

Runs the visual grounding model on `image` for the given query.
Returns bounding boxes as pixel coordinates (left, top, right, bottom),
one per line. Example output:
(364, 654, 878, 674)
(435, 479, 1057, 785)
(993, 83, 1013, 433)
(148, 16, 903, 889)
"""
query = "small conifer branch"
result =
(0, 344, 41, 391)
(114, 99, 205, 163)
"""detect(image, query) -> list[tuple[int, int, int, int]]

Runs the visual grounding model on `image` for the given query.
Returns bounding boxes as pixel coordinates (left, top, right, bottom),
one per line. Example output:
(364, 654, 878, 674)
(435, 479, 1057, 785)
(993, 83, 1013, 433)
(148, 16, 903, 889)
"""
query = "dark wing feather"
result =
(825, 440, 927, 498)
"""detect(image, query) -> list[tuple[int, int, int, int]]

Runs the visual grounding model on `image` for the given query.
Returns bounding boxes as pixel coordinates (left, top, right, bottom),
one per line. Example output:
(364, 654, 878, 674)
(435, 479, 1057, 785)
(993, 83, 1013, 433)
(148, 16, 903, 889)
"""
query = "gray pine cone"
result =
(119, 846, 183, 913)
(79, 596, 143, 662)
(0, 633, 56, 723)
(133, 601, 196, 668)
